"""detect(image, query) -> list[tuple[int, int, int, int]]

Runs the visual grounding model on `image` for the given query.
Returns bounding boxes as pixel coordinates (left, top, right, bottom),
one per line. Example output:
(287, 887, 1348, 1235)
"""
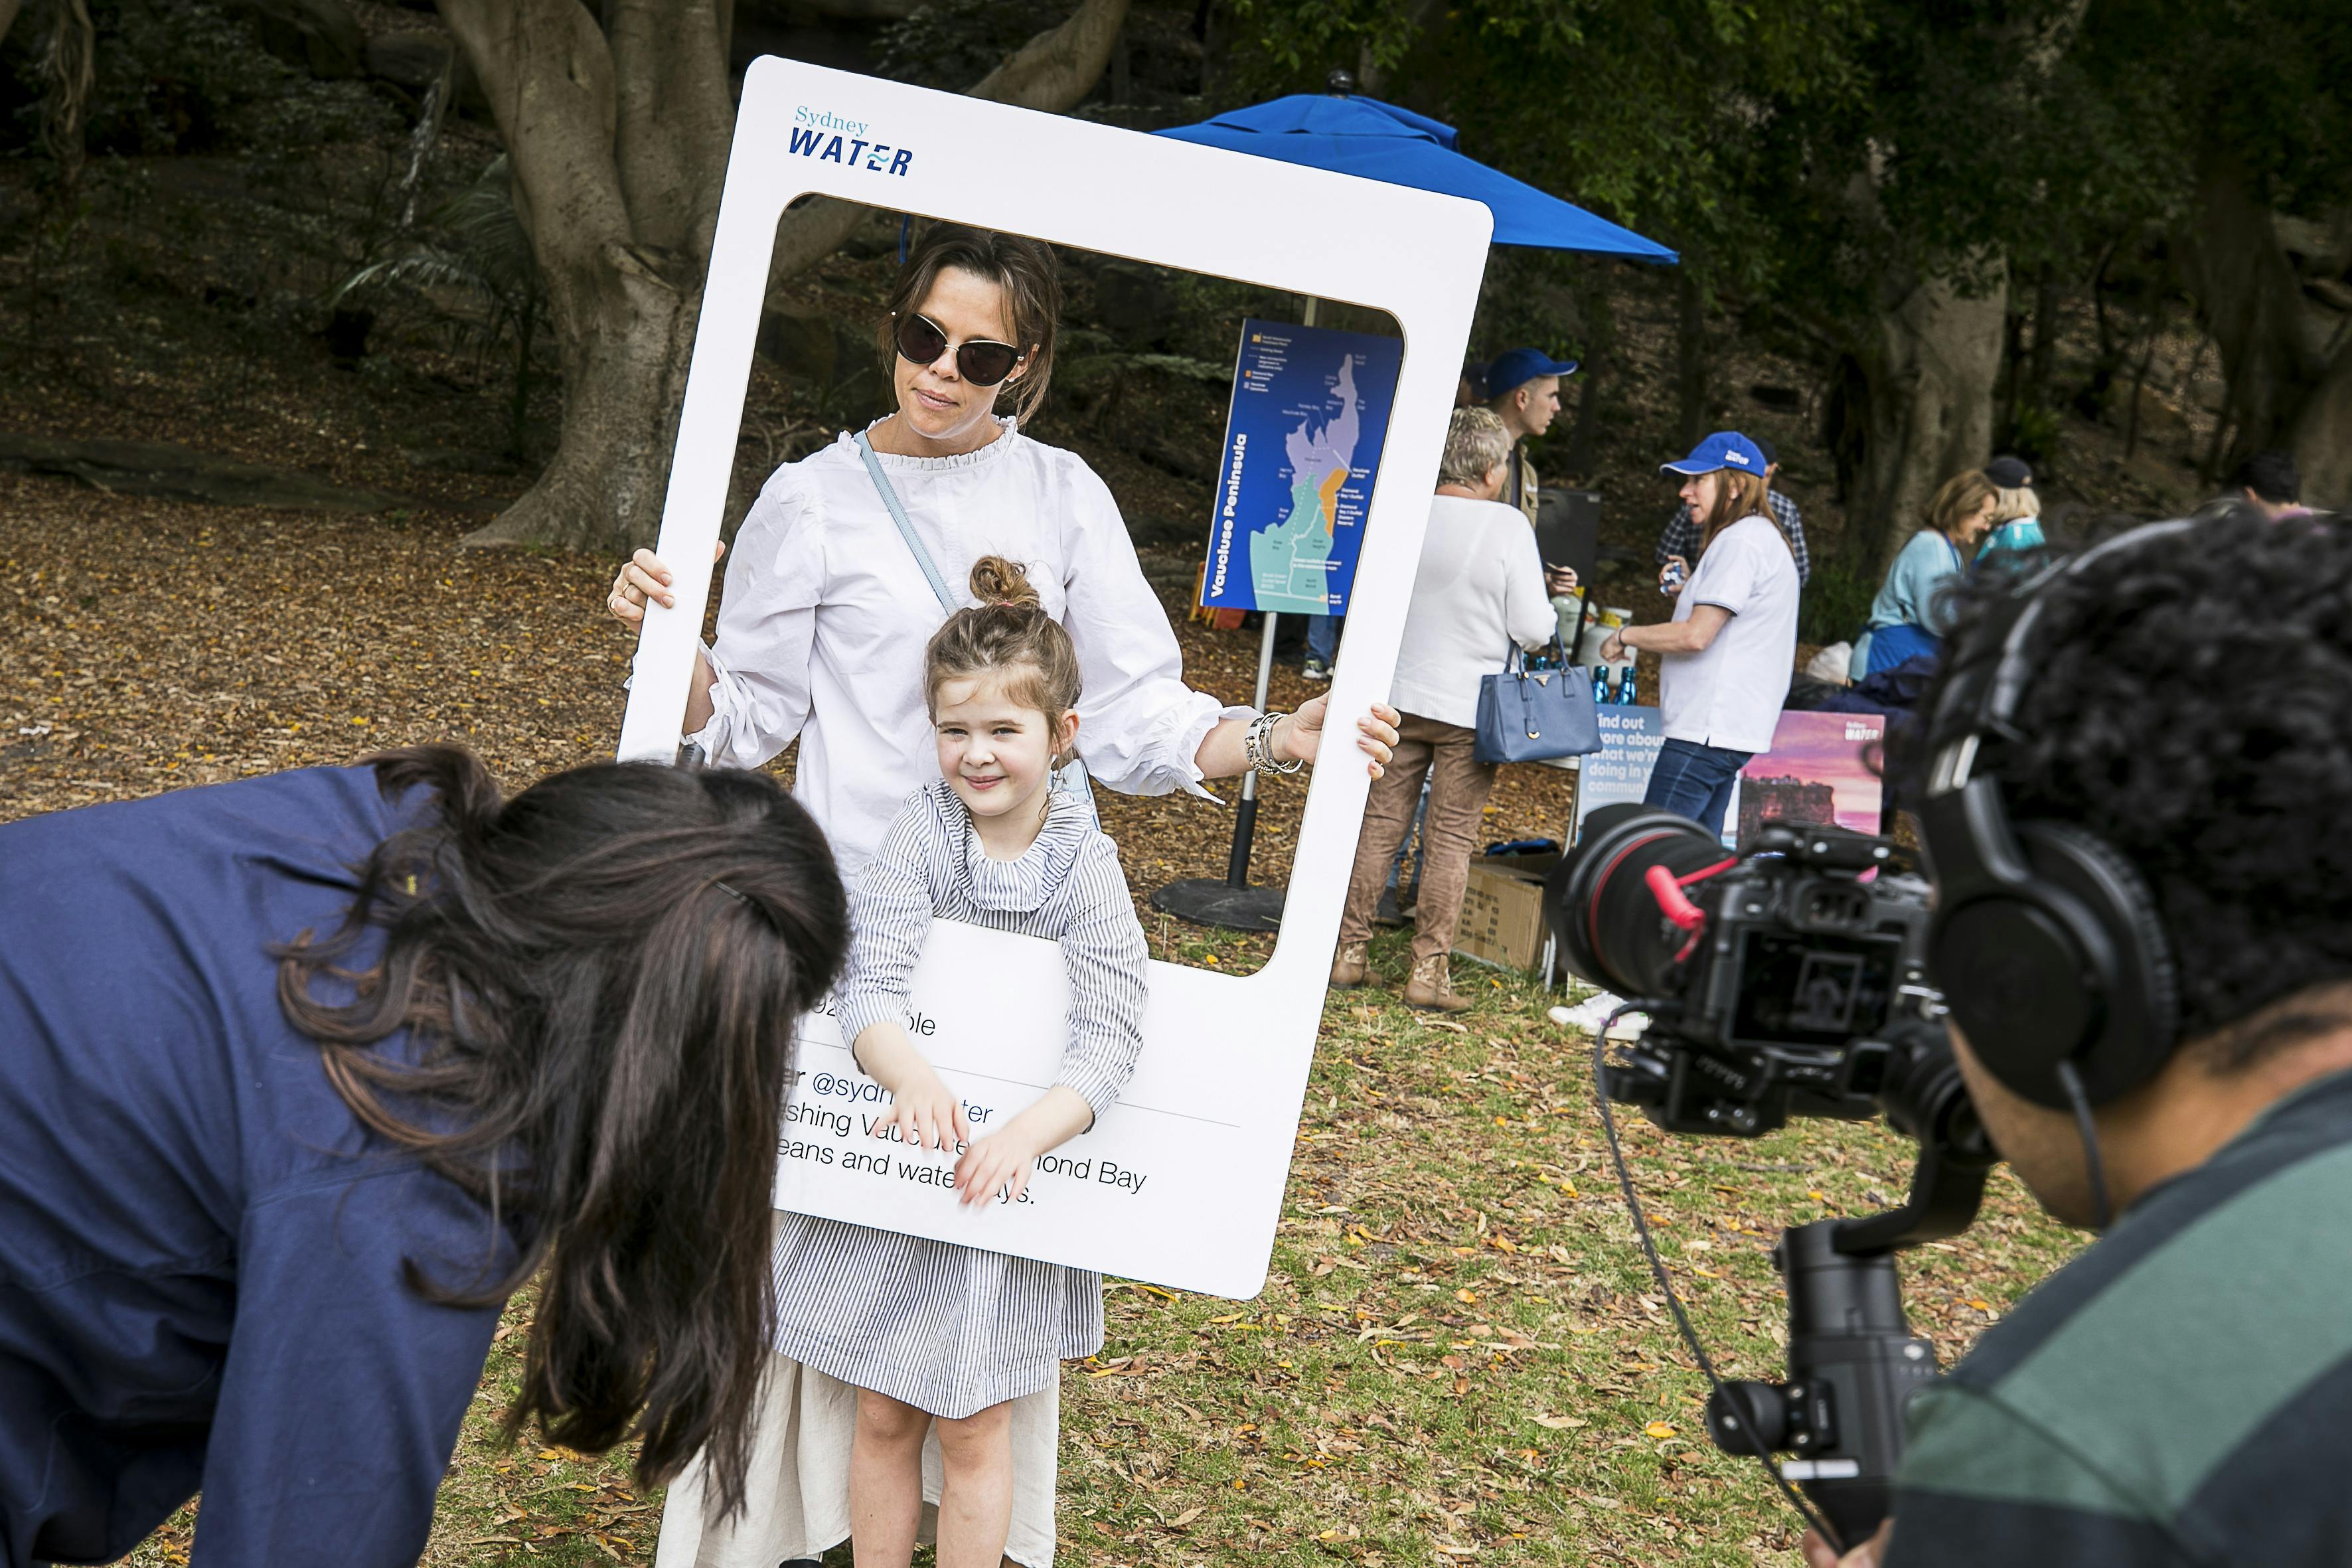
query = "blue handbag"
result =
(1473, 637, 1603, 763)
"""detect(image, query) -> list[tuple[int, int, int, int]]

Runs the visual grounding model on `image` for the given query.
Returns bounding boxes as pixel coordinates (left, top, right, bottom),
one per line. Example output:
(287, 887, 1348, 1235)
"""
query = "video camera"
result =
(1546, 804, 1997, 1547)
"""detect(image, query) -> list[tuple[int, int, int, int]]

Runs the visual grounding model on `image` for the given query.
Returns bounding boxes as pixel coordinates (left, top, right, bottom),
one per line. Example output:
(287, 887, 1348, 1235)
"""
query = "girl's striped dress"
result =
(769, 780, 1148, 1417)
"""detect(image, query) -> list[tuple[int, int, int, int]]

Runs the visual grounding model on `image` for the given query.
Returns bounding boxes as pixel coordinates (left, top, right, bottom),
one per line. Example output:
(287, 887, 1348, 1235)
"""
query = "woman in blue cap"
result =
(1600, 432, 1800, 839)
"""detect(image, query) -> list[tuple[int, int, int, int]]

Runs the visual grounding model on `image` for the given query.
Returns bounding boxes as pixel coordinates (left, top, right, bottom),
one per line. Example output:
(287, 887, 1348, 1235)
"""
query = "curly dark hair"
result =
(1895, 502, 2352, 1062)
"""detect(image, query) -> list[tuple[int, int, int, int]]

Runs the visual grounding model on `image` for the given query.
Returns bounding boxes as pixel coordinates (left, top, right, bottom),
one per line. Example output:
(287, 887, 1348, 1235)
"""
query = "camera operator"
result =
(1808, 502, 2352, 1565)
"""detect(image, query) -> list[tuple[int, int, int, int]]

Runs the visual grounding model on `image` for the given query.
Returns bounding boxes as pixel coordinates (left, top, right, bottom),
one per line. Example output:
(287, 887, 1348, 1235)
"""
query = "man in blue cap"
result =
(1302, 345, 1577, 684)
(1485, 347, 1577, 528)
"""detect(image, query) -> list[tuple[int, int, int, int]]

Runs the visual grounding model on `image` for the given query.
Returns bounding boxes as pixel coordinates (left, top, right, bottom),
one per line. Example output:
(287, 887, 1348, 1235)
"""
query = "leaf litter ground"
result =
(1, 482, 2080, 1567)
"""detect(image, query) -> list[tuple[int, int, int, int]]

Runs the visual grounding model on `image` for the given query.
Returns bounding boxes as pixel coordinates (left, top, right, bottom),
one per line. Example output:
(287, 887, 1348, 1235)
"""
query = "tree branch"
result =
(765, 0, 1132, 284)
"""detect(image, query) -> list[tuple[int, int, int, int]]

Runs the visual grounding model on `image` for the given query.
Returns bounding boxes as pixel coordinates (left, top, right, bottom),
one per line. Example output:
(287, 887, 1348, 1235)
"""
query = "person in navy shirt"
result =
(0, 747, 846, 1566)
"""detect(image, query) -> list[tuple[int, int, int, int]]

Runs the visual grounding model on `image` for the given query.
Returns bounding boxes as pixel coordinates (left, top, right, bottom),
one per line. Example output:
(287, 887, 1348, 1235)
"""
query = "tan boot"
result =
(1403, 953, 1472, 1013)
(1330, 940, 1370, 988)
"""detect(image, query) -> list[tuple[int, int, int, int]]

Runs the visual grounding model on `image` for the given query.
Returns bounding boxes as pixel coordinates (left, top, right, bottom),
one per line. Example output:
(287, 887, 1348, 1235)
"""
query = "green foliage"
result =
(337, 157, 546, 457)
(340, 157, 540, 327)
(1798, 555, 1878, 649)
(2081, 0, 2352, 218)
(877, 0, 1074, 92)
(3, 0, 394, 159)
(2004, 402, 2063, 470)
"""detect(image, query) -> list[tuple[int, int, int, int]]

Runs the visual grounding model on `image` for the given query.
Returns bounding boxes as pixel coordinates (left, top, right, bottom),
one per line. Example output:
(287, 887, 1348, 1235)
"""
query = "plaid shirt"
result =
(1656, 489, 1810, 584)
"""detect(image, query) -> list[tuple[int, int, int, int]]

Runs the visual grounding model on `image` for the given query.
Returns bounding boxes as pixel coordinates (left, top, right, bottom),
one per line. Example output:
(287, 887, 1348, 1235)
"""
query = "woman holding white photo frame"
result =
(609, 222, 1397, 1568)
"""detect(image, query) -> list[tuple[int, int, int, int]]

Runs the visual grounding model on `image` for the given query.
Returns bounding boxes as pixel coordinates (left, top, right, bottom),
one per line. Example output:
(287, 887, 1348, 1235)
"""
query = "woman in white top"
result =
(1602, 431, 1800, 840)
(1331, 408, 1557, 1012)
(608, 225, 1396, 1568)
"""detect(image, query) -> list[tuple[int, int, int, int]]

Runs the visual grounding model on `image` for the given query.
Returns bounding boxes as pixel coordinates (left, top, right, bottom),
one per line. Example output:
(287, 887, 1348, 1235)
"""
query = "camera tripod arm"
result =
(1831, 1124, 1999, 1256)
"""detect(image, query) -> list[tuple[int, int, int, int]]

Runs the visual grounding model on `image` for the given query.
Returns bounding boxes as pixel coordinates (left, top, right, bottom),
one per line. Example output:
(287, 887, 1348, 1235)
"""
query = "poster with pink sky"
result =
(1736, 710, 1887, 842)
(1567, 708, 1887, 848)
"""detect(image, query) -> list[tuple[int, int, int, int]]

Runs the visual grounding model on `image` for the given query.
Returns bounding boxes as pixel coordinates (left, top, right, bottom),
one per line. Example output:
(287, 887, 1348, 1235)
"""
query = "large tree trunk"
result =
(1846, 266, 2008, 574)
(2294, 339, 2352, 510)
(2175, 157, 2352, 501)
(445, 0, 1131, 552)
(1558, 258, 1616, 483)
(1673, 270, 1708, 450)
(439, 0, 730, 551)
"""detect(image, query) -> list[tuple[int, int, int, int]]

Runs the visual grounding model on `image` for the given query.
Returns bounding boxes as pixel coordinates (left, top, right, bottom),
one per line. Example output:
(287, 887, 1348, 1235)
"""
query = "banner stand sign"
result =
(1200, 319, 1404, 617)
(615, 58, 1490, 1301)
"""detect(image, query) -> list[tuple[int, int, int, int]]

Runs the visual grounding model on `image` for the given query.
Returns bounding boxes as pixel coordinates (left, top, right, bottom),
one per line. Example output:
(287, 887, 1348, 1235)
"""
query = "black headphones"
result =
(1917, 520, 2190, 1110)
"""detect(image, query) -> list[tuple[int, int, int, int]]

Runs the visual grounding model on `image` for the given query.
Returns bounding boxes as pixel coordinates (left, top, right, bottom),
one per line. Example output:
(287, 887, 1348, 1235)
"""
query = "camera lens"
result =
(1545, 804, 1735, 998)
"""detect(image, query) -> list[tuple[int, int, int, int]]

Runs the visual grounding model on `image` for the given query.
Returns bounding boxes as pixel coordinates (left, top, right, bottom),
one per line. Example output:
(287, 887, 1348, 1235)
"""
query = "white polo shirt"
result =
(1658, 513, 1800, 754)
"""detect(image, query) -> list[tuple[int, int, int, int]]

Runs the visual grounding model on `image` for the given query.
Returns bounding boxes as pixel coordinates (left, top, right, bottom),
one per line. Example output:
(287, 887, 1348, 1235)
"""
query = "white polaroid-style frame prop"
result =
(619, 58, 1490, 1300)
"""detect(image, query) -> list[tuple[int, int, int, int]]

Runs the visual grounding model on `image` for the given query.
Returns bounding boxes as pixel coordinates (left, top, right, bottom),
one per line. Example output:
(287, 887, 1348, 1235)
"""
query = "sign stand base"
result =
(1148, 878, 1286, 932)
(1151, 609, 1290, 932)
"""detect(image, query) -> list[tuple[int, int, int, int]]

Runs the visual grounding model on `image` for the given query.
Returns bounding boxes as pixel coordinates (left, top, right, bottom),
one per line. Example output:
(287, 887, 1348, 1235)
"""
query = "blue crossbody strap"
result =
(855, 430, 959, 615)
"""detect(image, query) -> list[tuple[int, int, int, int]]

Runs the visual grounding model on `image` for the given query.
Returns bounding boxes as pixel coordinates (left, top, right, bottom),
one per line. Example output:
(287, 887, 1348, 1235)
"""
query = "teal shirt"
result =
(1978, 517, 2045, 559)
(1851, 530, 1966, 674)
(1865, 529, 1966, 634)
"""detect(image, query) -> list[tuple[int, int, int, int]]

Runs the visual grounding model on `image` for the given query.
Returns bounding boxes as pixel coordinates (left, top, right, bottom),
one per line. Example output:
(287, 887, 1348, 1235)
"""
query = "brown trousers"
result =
(1339, 712, 1500, 965)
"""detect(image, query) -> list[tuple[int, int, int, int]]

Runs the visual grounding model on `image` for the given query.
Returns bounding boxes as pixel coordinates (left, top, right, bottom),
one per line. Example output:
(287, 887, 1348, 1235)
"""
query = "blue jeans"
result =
(1642, 738, 1752, 842)
(1306, 613, 1342, 665)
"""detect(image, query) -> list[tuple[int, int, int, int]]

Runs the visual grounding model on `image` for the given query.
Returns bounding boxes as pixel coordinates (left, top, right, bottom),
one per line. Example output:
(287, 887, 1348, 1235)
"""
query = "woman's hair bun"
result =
(969, 554, 1040, 610)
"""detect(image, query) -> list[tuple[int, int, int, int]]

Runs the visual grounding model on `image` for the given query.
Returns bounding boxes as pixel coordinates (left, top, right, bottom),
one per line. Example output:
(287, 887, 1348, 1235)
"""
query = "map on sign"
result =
(1200, 319, 1403, 616)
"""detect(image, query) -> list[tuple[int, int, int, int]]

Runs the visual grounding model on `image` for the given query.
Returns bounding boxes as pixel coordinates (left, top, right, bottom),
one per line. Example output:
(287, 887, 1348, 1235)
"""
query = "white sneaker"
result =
(1548, 991, 1648, 1040)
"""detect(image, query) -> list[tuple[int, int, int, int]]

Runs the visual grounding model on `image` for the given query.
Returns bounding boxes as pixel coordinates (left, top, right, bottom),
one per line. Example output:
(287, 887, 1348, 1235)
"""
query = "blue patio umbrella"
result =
(1155, 87, 1677, 262)
(1146, 78, 1672, 933)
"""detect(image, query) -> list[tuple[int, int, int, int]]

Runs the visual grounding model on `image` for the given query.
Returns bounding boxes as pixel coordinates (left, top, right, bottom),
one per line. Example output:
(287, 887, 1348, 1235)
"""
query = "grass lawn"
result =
(133, 928, 2076, 1568)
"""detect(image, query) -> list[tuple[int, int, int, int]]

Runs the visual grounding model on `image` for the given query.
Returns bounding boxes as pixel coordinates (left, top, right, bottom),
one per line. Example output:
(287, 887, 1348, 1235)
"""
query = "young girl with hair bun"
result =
(766, 554, 1149, 1568)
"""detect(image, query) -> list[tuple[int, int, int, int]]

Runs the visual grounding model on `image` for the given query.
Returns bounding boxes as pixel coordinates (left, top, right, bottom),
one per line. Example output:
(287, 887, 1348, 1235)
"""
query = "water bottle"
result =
(1592, 666, 1613, 704)
(1616, 665, 1638, 705)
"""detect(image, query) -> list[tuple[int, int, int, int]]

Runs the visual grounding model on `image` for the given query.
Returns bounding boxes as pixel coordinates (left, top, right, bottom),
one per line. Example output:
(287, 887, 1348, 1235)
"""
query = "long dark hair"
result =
(275, 745, 846, 1514)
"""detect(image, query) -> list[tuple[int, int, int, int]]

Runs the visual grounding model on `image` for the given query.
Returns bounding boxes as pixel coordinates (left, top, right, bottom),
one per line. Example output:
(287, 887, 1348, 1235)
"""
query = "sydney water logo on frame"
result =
(789, 106, 913, 177)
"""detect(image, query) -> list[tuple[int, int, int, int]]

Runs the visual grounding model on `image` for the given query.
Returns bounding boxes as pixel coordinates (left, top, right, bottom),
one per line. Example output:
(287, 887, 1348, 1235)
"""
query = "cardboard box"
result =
(1453, 853, 1559, 973)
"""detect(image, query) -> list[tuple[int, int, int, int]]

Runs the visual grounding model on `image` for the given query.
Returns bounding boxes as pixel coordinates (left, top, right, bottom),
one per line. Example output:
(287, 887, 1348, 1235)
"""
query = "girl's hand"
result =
(1600, 632, 1628, 663)
(608, 540, 725, 627)
(874, 1065, 970, 1154)
(953, 1086, 1091, 1208)
(954, 1123, 1045, 1208)
(1279, 698, 1401, 779)
(1545, 565, 1580, 596)
(1658, 554, 1689, 597)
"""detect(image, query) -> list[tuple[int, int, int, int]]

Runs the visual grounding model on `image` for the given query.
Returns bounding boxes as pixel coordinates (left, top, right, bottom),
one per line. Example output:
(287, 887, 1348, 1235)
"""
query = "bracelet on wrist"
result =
(1244, 710, 1306, 775)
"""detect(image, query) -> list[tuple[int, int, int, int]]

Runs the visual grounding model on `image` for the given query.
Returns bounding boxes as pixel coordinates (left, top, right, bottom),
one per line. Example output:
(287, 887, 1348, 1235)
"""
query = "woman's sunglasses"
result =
(893, 312, 1023, 387)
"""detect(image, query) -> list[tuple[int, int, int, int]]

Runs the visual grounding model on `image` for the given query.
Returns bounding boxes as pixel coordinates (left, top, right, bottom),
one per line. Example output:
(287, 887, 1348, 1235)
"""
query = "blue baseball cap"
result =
(1485, 347, 1579, 396)
(1660, 431, 1767, 477)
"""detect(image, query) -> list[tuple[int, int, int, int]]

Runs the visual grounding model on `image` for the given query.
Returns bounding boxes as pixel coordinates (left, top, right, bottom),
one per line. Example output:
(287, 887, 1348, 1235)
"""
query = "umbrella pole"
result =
(1218, 295, 1324, 895)
(1219, 295, 1318, 887)
(1146, 295, 1324, 935)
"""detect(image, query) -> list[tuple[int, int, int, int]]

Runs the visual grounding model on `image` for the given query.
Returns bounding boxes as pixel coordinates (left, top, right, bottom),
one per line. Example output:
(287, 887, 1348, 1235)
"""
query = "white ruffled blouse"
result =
(686, 419, 1247, 874)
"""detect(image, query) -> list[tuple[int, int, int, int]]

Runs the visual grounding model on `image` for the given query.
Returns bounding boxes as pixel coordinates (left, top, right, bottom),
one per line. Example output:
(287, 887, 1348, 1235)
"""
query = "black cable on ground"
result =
(1587, 1006, 1845, 1555)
